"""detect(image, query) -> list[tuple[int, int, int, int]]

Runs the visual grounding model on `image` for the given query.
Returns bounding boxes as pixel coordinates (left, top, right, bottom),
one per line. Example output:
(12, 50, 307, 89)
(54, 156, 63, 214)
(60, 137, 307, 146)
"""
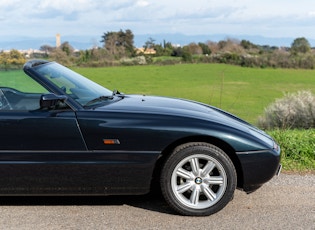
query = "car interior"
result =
(0, 87, 41, 111)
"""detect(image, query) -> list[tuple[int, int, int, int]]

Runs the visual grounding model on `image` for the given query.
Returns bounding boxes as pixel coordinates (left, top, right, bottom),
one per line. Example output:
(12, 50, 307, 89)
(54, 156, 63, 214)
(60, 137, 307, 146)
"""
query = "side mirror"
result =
(40, 93, 68, 109)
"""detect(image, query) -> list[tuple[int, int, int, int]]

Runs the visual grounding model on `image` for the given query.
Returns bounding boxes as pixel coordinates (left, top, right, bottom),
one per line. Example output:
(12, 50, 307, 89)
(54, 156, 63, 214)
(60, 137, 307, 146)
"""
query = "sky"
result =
(1, 0, 315, 45)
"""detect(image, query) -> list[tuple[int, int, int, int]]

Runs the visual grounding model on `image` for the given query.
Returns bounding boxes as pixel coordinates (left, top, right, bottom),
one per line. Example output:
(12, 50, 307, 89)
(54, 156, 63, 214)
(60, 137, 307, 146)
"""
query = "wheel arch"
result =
(151, 135, 244, 191)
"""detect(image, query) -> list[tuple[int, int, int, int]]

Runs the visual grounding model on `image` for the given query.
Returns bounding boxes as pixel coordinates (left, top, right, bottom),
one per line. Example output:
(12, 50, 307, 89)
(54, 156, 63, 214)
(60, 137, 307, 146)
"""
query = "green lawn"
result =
(1, 64, 315, 124)
(1, 64, 314, 171)
(73, 64, 315, 124)
(0, 70, 45, 92)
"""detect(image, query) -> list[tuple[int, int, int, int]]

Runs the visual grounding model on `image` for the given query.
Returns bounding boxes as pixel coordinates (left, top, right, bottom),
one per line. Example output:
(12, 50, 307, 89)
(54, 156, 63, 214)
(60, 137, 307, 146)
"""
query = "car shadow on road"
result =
(0, 192, 176, 215)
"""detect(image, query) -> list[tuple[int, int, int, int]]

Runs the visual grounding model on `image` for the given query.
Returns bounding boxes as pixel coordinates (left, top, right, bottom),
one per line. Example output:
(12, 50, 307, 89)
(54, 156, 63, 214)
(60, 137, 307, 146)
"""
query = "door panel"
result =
(0, 110, 92, 194)
(0, 110, 85, 150)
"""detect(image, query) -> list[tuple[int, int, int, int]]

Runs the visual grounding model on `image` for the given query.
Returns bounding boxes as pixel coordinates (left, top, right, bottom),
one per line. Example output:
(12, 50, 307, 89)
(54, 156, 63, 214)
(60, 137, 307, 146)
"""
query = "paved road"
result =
(0, 174, 314, 230)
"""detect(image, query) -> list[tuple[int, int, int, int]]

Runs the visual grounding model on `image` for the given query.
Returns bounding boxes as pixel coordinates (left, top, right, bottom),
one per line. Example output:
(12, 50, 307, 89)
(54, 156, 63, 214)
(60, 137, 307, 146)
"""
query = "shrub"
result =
(258, 90, 315, 129)
(120, 56, 147, 66)
(0, 50, 26, 70)
(182, 51, 192, 62)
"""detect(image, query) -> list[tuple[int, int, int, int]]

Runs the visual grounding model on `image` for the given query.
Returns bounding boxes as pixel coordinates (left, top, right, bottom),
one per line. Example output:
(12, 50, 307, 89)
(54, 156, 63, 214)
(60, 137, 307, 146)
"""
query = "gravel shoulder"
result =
(0, 173, 314, 230)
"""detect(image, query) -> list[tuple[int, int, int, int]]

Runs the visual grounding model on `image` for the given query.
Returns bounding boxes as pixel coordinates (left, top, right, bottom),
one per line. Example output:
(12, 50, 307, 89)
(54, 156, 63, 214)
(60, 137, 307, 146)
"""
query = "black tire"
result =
(160, 142, 237, 216)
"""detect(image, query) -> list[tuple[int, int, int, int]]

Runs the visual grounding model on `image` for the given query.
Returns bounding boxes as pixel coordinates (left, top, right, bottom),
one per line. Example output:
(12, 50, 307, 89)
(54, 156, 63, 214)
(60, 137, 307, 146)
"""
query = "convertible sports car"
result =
(0, 60, 281, 216)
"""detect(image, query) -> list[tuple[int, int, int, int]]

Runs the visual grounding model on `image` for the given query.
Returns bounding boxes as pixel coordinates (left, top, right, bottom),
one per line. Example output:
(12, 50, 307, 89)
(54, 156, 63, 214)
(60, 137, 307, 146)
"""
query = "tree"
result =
(240, 40, 257, 49)
(101, 29, 135, 58)
(217, 39, 243, 53)
(144, 37, 156, 50)
(60, 42, 74, 56)
(49, 49, 71, 66)
(40, 45, 55, 54)
(198, 42, 211, 55)
(119, 29, 135, 56)
(185, 43, 202, 55)
(291, 37, 311, 54)
(101, 31, 120, 57)
(171, 47, 192, 62)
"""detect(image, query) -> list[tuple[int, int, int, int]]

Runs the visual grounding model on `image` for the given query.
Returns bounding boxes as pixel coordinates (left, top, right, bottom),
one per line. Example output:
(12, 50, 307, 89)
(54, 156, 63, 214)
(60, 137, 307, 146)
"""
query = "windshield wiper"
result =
(84, 95, 114, 107)
(84, 89, 123, 107)
(113, 89, 125, 98)
(113, 89, 123, 95)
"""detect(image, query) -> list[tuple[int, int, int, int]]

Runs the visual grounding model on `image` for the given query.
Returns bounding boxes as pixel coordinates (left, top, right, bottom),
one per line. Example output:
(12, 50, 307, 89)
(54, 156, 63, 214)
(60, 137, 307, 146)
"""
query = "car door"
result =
(0, 72, 88, 194)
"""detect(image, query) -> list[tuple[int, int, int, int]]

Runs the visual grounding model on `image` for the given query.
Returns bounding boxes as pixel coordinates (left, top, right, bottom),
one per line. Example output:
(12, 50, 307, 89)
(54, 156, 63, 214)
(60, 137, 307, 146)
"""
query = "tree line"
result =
(1, 29, 314, 69)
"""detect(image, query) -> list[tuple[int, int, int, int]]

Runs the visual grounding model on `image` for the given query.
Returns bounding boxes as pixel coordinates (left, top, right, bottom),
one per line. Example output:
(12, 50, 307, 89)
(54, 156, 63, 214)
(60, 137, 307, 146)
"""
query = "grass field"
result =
(74, 64, 315, 172)
(72, 64, 315, 124)
(0, 70, 46, 92)
(268, 129, 315, 172)
(1, 63, 314, 171)
(1, 64, 315, 124)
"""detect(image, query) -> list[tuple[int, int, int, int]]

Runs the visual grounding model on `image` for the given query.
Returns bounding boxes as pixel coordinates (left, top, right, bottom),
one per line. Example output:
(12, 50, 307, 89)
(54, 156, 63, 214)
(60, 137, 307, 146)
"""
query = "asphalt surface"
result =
(0, 173, 314, 230)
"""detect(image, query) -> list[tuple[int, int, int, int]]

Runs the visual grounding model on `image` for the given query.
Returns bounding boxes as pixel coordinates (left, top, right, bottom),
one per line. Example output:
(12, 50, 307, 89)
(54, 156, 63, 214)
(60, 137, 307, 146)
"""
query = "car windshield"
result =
(34, 62, 113, 107)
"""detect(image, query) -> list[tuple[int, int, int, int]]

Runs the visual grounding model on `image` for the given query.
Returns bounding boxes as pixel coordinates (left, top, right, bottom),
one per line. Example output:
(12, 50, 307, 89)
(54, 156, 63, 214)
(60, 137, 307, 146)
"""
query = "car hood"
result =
(93, 94, 262, 134)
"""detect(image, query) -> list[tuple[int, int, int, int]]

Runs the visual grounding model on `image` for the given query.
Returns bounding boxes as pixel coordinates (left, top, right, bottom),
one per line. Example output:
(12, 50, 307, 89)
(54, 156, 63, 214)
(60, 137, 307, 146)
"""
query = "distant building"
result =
(2, 49, 46, 58)
(136, 47, 156, 55)
(56, 34, 61, 48)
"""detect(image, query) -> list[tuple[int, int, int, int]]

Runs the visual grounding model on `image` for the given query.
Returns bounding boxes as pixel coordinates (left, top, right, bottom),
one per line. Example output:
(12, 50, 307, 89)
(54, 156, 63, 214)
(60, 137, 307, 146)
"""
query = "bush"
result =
(268, 129, 315, 172)
(182, 51, 192, 62)
(120, 56, 147, 66)
(258, 90, 315, 129)
(0, 50, 26, 70)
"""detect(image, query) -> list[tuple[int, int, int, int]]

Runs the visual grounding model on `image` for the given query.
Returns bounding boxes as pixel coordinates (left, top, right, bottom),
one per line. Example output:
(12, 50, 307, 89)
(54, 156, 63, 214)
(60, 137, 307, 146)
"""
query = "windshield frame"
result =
(24, 61, 114, 109)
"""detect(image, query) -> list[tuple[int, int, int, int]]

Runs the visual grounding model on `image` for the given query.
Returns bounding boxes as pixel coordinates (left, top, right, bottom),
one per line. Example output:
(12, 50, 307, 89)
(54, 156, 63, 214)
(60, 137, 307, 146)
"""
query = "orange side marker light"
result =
(103, 139, 120, 145)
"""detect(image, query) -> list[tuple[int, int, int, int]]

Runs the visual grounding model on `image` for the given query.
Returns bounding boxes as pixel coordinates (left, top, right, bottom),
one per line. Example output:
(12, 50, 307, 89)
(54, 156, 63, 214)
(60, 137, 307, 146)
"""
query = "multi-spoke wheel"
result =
(160, 142, 236, 216)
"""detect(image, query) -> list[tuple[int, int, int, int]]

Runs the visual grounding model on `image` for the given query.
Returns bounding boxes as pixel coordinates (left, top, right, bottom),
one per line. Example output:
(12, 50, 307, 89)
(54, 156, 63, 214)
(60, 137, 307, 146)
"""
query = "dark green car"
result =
(0, 60, 281, 216)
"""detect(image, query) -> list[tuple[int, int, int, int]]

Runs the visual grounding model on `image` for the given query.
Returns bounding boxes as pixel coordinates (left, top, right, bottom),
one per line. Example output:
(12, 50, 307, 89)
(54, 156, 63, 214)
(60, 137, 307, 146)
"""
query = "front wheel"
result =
(160, 142, 236, 216)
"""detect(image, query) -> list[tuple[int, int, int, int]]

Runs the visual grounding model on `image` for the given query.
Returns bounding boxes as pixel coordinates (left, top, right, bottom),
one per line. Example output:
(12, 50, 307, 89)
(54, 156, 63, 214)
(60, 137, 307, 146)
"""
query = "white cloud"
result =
(136, 0, 149, 7)
(0, 0, 22, 7)
(1, 0, 315, 39)
(38, 0, 96, 12)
